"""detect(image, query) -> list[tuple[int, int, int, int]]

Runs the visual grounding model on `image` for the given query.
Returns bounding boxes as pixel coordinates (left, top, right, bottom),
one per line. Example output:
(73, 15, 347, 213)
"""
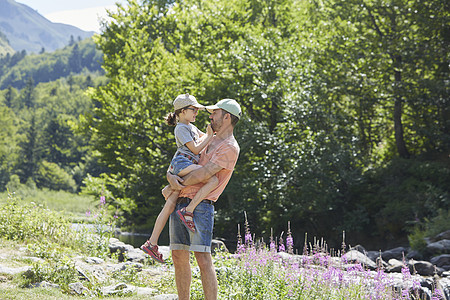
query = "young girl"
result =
(140, 93, 219, 263)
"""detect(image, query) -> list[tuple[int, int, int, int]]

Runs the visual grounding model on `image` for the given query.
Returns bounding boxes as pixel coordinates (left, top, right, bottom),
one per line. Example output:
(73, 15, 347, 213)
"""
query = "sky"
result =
(17, 0, 126, 32)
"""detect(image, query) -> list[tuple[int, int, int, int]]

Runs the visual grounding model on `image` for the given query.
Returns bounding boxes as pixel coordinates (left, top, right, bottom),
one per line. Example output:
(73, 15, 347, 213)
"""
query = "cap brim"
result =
(192, 103, 205, 110)
(205, 104, 219, 114)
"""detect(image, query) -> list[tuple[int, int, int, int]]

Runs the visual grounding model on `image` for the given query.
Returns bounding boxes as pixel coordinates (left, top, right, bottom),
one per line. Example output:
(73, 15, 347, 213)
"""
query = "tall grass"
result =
(0, 188, 96, 222)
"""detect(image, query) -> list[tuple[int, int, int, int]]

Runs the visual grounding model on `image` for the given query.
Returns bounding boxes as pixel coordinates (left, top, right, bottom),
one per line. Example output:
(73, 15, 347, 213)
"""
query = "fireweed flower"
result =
(85, 210, 91, 217)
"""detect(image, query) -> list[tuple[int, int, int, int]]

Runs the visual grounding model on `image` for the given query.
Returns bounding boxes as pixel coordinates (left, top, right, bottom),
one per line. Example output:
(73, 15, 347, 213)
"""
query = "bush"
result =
(35, 160, 77, 192)
(408, 209, 450, 253)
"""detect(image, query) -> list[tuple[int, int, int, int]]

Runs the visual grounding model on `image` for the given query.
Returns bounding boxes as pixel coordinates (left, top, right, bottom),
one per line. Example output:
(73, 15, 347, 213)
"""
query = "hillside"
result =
(0, 29, 14, 56)
(0, 37, 104, 89)
(0, 0, 94, 53)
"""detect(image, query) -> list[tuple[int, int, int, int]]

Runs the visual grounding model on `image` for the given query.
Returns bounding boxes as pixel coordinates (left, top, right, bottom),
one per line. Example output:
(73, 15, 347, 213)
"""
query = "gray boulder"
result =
(343, 250, 377, 270)
(430, 254, 450, 268)
(427, 239, 450, 254)
(69, 282, 89, 295)
(409, 260, 435, 276)
(386, 259, 404, 273)
(434, 230, 450, 241)
(381, 247, 407, 261)
(0, 265, 30, 275)
(212, 239, 229, 253)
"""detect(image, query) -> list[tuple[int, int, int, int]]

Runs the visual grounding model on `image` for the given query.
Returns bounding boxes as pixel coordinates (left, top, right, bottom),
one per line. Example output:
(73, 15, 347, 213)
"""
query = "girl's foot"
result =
(176, 207, 196, 233)
(140, 240, 164, 263)
(161, 186, 172, 199)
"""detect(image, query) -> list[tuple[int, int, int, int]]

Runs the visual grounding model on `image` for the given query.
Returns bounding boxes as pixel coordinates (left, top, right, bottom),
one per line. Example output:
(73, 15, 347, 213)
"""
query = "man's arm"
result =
(166, 161, 223, 189)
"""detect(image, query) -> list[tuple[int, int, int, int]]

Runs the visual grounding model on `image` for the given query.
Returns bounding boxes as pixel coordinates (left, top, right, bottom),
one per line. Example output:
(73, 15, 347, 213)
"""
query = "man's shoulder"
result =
(217, 136, 240, 155)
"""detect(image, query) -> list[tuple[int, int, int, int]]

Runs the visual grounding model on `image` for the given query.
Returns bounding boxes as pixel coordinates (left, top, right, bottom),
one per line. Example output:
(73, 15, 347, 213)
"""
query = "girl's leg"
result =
(148, 189, 179, 246)
(162, 184, 173, 199)
(176, 164, 218, 230)
(185, 175, 218, 214)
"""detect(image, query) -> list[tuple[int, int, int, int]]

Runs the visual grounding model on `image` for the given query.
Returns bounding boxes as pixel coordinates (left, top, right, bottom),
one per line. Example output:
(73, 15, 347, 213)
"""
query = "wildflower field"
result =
(0, 193, 446, 299)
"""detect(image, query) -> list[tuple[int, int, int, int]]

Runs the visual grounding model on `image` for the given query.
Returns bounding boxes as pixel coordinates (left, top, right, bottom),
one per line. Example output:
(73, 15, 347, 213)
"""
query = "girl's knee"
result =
(209, 175, 219, 185)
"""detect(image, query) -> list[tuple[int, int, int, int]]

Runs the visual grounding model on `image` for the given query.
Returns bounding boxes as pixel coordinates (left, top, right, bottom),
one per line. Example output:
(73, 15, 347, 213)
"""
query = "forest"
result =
(0, 0, 448, 251)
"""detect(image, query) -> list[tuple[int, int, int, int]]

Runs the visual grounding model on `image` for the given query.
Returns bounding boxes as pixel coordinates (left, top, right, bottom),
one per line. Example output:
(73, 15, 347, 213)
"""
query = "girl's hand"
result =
(206, 124, 213, 136)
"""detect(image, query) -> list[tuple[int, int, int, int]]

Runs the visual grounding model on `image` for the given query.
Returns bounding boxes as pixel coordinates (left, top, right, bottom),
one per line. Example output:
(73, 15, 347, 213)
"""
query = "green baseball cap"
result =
(205, 99, 242, 119)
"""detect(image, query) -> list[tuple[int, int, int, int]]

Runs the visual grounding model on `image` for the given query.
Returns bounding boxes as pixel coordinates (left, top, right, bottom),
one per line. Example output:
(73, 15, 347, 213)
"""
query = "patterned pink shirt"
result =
(179, 135, 239, 201)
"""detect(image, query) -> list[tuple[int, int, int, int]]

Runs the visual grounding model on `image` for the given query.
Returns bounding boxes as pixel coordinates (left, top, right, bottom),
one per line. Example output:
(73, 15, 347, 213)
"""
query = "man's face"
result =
(210, 109, 225, 132)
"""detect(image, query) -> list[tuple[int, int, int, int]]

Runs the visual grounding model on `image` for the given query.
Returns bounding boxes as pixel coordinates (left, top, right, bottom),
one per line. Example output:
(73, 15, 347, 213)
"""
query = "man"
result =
(166, 98, 241, 300)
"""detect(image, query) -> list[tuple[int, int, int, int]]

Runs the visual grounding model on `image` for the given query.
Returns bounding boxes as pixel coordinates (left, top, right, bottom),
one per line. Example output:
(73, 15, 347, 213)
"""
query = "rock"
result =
(0, 275, 8, 282)
(427, 239, 450, 254)
(86, 257, 104, 264)
(439, 277, 450, 299)
(387, 259, 404, 273)
(212, 239, 229, 253)
(125, 248, 147, 263)
(0, 265, 30, 275)
(150, 294, 179, 300)
(366, 250, 380, 262)
(350, 244, 367, 254)
(69, 282, 89, 295)
(121, 262, 143, 271)
(276, 251, 303, 264)
(409, 260, 435, 276)
(76, 266, 92, 282)
(158, 246, 171, 260)
(343, 250, 377, 270)
(430, 254, 450, 268)
(434, 230, 450, 242)
(30, 281, 60, 289)
(102, 282, 133, 296)
(406, 250, 423, 260)
(381, 247, 407, 261)
(135, 286, 158, 295)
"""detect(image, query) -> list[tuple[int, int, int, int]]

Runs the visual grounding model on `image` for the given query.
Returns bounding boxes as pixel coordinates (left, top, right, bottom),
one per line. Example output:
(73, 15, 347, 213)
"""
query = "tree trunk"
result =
(393, 55, 410, 158)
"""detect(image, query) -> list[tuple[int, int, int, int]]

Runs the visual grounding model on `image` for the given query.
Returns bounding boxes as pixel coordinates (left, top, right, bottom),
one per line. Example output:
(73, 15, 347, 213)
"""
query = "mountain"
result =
(0, 29, 14, 56)
(0, 0, 94, 53)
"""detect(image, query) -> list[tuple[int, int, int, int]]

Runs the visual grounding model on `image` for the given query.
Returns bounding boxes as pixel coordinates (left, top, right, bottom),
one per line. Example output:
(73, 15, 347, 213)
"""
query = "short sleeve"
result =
(175, 124, 194, 146)
(210, 142, 239, 170)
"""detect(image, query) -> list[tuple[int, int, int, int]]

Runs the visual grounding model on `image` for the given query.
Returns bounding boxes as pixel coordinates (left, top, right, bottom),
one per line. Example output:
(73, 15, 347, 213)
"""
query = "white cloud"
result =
(45, 5, 117, 33)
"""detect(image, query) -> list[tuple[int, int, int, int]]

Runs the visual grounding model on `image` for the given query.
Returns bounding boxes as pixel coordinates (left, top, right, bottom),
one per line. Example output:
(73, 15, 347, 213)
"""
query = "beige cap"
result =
(173, 93, 204, 111)
(205, 99, 242, 119)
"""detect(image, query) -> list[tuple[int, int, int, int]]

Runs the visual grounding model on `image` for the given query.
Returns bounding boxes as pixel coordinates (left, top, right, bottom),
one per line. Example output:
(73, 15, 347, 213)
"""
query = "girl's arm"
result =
(185, 124, 213, 155)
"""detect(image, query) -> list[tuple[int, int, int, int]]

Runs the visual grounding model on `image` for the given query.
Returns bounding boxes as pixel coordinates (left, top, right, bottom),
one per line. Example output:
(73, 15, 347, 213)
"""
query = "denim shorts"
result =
(169, 200, 214, 252)
(168, 155, 195, 175)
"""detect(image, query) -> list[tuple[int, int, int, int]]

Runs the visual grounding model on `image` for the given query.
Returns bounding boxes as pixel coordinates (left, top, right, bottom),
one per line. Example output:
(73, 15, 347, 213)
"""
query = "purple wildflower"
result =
(85, 210, 91, 217)
(100, 195, 106, 205)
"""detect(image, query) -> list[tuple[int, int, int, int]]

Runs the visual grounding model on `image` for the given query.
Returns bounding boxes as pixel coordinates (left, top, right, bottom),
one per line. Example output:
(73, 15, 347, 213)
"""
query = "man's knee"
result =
(195, 252, 213, 269)
(172, 250, 189, 265)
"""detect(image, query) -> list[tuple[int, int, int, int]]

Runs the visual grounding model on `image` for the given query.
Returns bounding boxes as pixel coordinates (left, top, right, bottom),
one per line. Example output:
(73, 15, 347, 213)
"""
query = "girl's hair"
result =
(164, 106, 189, 126)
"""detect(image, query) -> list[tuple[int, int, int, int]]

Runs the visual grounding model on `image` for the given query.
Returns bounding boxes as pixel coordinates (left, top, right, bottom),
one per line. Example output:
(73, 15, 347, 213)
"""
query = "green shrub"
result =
(21, 256, 78, 292)
(0, 193, 73, 243)
(408, 209, 450, 253)
(35, 161, 77, 192)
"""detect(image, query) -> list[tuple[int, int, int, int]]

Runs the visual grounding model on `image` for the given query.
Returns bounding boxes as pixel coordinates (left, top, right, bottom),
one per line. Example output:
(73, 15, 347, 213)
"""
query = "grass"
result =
(0, 188, 96, 222)
(0, 190, 447, 299)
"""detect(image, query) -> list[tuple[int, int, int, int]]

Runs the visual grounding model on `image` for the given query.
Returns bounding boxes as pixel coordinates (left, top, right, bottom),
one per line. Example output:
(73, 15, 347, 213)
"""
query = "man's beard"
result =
(211, 120, 221, 132)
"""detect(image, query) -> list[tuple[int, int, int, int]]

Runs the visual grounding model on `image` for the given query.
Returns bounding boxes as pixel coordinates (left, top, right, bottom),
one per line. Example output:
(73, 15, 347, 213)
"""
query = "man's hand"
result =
(167, 172, 185, 190)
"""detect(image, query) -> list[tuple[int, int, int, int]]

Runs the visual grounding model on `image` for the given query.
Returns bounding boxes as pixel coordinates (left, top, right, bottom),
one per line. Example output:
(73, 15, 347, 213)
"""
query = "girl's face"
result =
(181, 106, 199, 122)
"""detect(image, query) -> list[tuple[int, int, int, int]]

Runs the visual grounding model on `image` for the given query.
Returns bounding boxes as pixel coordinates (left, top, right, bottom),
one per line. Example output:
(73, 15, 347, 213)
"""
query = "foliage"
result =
(35, 160, 77, 192)
(0, 71, 107, 193)
(85, 0, 449, 250)
(20, 256, 79, 292)
(408, 209, 450, 254)
(0, 38, 103, 89)
(0, 193, 74, 243)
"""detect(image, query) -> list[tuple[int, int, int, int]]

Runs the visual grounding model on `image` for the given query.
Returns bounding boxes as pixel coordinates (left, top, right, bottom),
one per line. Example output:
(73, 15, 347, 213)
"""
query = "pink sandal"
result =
(140, 240, 164, 263)
(176, 207, 196, 233)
